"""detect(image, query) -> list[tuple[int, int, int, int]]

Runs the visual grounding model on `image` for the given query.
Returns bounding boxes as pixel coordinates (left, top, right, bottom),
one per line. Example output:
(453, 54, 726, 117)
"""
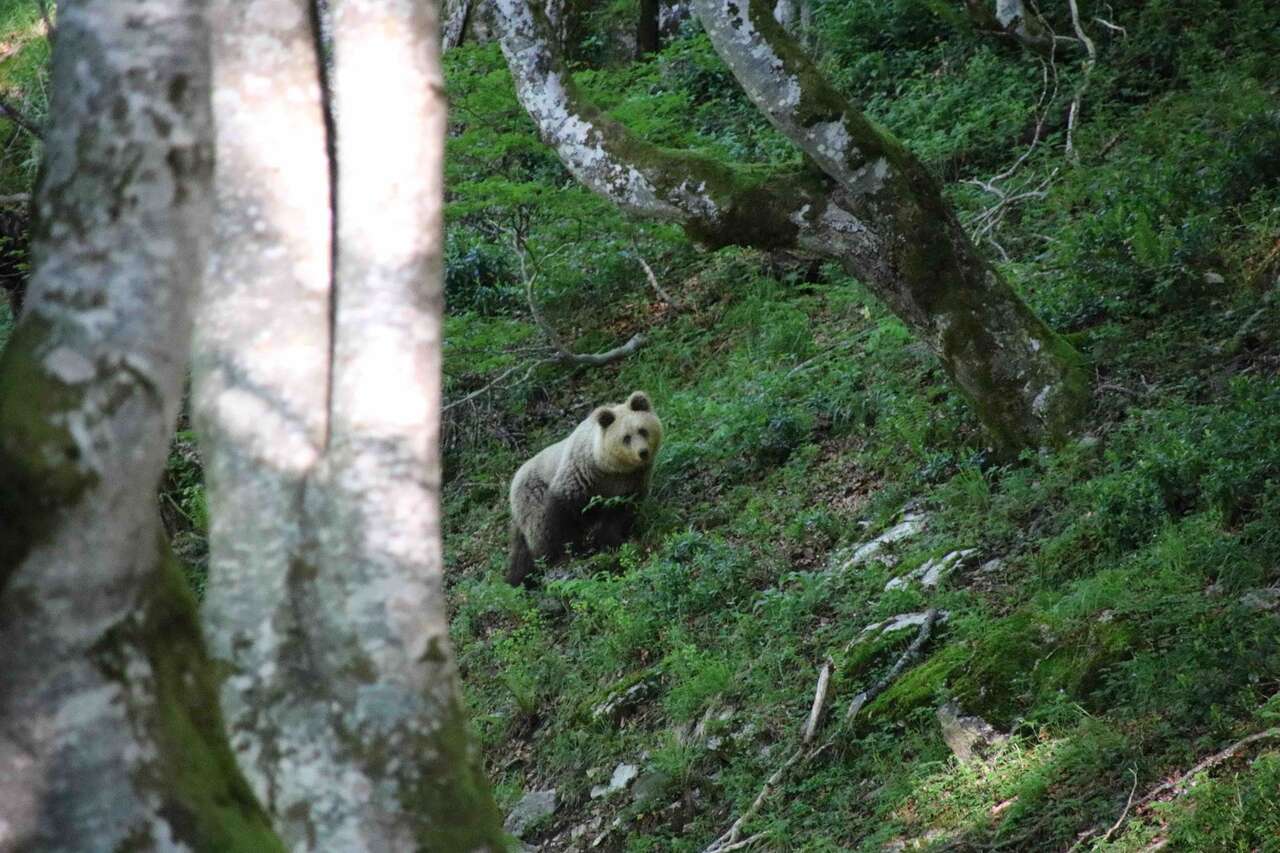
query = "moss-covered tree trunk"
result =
(491, 0, 1089, 451)
(193, 0, 504, 848)
(0, 1, 281, 849)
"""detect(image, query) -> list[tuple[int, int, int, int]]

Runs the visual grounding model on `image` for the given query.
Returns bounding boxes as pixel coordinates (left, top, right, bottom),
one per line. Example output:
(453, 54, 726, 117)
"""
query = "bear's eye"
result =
(623, 434, 632, 446)
(638, 428, 648, 438)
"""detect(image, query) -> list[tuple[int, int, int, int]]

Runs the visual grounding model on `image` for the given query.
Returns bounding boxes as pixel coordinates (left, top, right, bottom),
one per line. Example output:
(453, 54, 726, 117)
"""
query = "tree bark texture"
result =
(491, 0, 1088, 451)
(194, 0, 504, 849)
(963, 0, 1055, 53)
(637, 0, 661, 55)
(0, 1, 279, 850)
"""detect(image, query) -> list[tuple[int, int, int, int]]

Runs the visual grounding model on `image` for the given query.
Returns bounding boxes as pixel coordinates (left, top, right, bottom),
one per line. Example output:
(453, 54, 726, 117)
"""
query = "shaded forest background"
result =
(2, 0, 1279, 849)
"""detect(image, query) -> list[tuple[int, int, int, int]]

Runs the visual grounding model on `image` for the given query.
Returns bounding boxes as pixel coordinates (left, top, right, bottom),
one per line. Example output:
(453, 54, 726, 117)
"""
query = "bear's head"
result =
(592, 391, 663, 474)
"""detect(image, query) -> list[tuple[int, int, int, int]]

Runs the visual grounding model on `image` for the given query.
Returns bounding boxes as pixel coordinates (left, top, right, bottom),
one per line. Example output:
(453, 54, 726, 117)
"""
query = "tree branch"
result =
(1064, 0, 1096, 160)
(632, 245, 684, 309)
(0, 97, 42, 140)
(847, 608, 939, 720)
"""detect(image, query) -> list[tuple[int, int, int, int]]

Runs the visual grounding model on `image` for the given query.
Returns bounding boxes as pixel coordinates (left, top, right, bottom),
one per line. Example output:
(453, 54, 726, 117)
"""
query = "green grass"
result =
(2, 0, 1274, 848)
(0, 0, 46, 193)
(439, 2, 1280, 849)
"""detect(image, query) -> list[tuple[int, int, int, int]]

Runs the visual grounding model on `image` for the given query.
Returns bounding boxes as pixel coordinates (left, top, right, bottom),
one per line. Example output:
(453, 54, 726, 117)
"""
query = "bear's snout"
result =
(639, 448, 650, 461)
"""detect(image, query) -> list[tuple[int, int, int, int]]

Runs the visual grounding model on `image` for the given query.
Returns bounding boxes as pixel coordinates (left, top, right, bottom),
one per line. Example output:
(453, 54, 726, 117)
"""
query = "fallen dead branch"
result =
(705, 613, 941, 853)
(1133, 727, 1280, 812)
(442, 239, 652, 410)
(847, 608, 939, 720)
(802, 659, 833, 744)
(703, 662, 833, 853)
(0, 97, 41, 140)
(632, 245, 683, 310)
(1064, 0, 1097, 160)
(1075, 727, 1280, 850)
(517, 237, 648, 367)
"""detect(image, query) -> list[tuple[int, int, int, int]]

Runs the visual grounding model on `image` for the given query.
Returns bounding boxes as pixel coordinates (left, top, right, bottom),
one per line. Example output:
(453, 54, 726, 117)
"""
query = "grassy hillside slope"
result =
(441, 1, 1280, 850)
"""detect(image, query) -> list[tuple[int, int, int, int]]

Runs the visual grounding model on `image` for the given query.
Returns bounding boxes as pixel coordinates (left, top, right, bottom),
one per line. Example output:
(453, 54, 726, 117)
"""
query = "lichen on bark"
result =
(0, 1, 281, 848)
(494, 0, 1091, 451)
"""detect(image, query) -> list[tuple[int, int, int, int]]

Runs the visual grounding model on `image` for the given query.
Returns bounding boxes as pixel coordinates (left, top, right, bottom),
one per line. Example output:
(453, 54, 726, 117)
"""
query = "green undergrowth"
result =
(0, 0, 1267, 848)
(440, 2, 1280, 850)
(0, 0, 46, 193)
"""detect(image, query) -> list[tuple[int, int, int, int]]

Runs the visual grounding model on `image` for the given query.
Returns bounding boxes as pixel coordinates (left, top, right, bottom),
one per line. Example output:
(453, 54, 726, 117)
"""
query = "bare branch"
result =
(802, 659, 833, 745)
(1098, 767, 1140, 845)
(1092, 16, 1126, 36)
(1074, 729, 1280, 850)
(1135, 727, 1280, 811)
(632, 245, 683, 309)
(442, 362, 532, 413)
(516, 236, 649, 367)
(0, 97, 42, 140)
(705, 658, 833, 852)
(1065, 0, 1097, 160)
(847, 608, 939, 720)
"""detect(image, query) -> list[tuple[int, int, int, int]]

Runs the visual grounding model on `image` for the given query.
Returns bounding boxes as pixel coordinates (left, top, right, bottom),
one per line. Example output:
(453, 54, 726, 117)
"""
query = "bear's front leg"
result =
(541, 494, 584, 564)
(587, 503, 637, 551)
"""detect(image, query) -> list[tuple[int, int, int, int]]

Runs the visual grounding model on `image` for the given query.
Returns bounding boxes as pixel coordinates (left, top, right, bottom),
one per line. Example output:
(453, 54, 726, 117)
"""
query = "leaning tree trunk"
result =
(491, 0, 1088, 451)
(193, 0, 503, 848)
(0, 1, 279, 850)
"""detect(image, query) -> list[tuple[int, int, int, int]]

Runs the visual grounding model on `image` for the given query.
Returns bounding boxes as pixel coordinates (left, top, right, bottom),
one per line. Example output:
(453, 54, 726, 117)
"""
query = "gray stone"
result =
(885, 548, 976, 591)
(590, 762, 639, 799)
(937, 702, 1006, 763)
(1240, 586, 1280, 612)
(504, 789, 557, 838)
(632, 769, 672, 806)
(858, 610, 950, 640)
(842, 512, 928, 570)
(592, 679, 655, 723)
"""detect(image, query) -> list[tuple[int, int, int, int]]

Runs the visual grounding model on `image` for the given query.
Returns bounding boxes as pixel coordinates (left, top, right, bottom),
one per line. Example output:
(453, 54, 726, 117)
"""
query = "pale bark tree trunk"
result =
(491, 0, 1088, 451)
(772, 0, 810, 38)
(442, 0, 475, 50)
(194, 0, 503, 849)
(963, 0, 1055, 53)
(0, 1, 279, 850)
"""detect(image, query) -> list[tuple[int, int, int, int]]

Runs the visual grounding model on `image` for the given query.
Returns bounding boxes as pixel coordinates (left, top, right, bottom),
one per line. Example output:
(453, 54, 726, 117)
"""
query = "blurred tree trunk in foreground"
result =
(491, 0, 1089, 452)
(0, 0, 279, 849)
(194, 0, 504, 848)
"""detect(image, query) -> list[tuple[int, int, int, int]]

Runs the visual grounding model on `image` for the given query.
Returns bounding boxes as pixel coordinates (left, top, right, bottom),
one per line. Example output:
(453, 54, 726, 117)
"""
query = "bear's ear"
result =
(628, 391, 651, 412)
(596, 408, 616, 429)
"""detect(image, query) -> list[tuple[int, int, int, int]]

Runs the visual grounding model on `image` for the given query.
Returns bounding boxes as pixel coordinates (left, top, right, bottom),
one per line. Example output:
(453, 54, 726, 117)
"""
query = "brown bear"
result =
(506, 391, 663, 586)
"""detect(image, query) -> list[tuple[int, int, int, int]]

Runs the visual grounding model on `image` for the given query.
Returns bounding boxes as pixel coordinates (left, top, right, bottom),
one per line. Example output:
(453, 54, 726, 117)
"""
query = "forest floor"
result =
(435, 3, 1280, 850)
(4, 1, 1280, 851)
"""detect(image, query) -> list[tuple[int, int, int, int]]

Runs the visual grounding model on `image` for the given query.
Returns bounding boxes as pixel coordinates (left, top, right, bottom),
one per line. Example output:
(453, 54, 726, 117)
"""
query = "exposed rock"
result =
(504, 789, 557, 838)
(631, 769, 672, 806)
(678, 703, 736, 749)
(591, 816, 624, 848)
(977, 557, 1005, 574)
(590, 762, 639, 799)
(884, 548, 977, 591)
(841, 511, 928, 570)
(1240, 585, 1280, 612)
(570, 816, 602, 841)
(937, 702, 1006, 763)
(859, 610, 951, 640)
(592, 679, 656, 724)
